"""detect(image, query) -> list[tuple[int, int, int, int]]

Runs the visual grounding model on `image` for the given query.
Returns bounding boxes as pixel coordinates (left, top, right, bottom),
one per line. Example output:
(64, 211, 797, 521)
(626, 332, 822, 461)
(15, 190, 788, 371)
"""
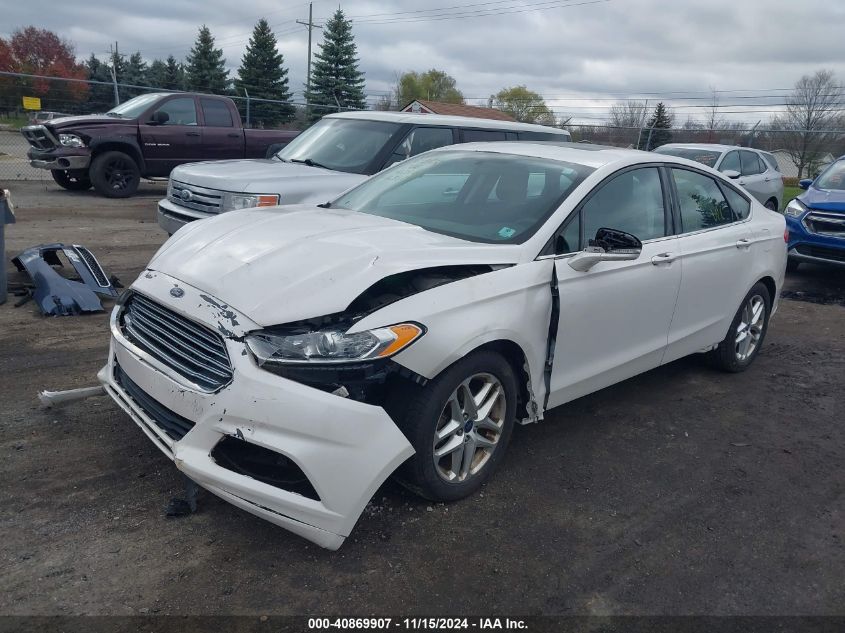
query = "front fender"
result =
(350, 260, 555, 412)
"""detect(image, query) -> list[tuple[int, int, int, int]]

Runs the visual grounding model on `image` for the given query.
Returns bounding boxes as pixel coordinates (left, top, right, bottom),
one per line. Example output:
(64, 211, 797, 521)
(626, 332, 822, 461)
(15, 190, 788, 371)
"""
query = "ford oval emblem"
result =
(180, 189, 192, 202)
(170, 287, 185, 298)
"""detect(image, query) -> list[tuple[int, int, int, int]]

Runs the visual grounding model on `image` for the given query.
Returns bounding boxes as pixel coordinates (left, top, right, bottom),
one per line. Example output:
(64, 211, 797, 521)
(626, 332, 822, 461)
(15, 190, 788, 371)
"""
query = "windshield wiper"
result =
(291, 158, 331, 170)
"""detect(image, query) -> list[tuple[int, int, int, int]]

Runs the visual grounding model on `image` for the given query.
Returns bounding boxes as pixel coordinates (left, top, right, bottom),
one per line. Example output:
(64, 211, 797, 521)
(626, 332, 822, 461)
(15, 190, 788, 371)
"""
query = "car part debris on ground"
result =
(11, 243, 119, 316)
(38, 385, 105, 408)
(0, 189, 16, 305)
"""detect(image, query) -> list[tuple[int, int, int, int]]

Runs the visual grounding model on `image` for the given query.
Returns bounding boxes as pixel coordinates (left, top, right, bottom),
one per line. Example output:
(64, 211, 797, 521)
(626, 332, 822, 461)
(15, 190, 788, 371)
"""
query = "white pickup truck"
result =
(157, 110, 571, 234)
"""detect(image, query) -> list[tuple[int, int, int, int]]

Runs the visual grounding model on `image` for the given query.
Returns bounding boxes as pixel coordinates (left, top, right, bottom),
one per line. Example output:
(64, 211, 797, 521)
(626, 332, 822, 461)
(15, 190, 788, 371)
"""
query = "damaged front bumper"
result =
(99, 271, 414, 549)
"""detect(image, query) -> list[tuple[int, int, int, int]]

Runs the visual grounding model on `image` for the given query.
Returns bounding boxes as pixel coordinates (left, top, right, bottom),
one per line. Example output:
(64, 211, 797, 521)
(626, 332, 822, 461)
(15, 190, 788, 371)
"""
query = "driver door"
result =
(547, 166, 682, 408)
(138, 96, 204, 176)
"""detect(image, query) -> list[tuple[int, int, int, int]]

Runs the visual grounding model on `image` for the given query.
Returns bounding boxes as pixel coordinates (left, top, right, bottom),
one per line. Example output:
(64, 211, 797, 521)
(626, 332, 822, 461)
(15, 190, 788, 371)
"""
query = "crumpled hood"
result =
(46, 115, 126, 129)
(148, 206, 519, 326)
(170, 159, 366, 200)
(799, 186, 845, 213)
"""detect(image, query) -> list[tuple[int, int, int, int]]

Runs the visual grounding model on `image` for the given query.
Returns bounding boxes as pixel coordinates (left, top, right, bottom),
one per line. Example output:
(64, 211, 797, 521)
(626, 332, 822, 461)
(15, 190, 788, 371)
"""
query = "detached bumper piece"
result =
(12, 243, 119, 316)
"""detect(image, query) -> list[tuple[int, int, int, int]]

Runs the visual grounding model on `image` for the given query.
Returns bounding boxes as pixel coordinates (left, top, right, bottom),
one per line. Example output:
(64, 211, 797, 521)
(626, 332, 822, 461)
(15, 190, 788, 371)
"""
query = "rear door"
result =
(199, 98, 244, 160)
(738, 149, 768, 204)
(548, 166, 682, 407)
(138, 95, 203, 175)
(663, 167, 755, 363)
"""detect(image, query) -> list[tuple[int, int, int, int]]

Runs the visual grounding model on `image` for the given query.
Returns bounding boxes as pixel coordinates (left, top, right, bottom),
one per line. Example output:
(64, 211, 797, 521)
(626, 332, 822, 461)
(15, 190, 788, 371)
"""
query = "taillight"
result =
(783, 228, 789, 243)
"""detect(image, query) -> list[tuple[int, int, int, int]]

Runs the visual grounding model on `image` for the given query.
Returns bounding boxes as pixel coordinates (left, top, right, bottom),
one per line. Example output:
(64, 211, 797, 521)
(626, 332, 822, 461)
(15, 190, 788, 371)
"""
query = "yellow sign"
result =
(22, 96, 42, 110)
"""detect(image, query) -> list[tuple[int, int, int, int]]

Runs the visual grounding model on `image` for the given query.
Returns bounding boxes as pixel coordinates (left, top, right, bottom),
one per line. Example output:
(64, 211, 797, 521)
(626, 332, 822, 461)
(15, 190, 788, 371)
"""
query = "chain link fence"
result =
(2, 71, 844, 181)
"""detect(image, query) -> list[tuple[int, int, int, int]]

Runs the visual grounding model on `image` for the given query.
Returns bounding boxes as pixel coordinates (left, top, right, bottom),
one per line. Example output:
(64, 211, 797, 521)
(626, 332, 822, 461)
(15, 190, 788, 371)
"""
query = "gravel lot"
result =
(1, 182, 843, 616)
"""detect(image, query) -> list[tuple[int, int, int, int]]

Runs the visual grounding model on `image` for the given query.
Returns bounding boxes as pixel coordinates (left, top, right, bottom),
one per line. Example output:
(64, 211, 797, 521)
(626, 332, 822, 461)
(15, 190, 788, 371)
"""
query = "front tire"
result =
(51, 169, 91, 191)
(90, 151, 140, 198)
(707, 282, 771, 373)
(390, 350, 518, 501)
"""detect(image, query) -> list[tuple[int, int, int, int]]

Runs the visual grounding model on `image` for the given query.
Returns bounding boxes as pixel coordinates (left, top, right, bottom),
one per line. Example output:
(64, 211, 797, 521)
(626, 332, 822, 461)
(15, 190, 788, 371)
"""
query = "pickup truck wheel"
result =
(90, 151, 140, 198)
(51, 169, 91, 191)
(389, 350, 517, 502)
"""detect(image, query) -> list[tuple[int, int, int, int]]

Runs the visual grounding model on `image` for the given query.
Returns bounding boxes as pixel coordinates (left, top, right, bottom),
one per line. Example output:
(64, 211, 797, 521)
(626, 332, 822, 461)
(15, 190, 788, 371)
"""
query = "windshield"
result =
(814, 160, 845, 191)
(107, 93, 164, 118)
(333, 150, 594, 244)
(275, 118, 402, 174)
(654, 147, 722, 168)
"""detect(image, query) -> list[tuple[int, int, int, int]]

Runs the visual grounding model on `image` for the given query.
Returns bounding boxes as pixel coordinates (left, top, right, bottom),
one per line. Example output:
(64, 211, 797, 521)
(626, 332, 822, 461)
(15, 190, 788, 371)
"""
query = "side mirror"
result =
(568, 228, 642, 272)
(722, 169, 741, 180)
(150, 110, 169, 125)
(798, 178, 813, 190)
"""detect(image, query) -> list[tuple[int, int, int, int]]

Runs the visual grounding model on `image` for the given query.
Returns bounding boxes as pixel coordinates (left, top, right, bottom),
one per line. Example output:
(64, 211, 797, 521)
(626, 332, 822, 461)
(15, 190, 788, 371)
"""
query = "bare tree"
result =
(705, 86, 726, 142)
(770, 70, 843, 177)
(609, 100, 650, 128)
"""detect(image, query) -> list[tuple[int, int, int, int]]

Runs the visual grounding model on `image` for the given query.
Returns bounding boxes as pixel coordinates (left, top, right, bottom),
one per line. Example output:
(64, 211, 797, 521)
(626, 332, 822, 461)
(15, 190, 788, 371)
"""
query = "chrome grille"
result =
(21, 125, 57, 150)
(168, 180, 223, 214)
(120, 293, 233, 392)
(803, 212, 845, 236)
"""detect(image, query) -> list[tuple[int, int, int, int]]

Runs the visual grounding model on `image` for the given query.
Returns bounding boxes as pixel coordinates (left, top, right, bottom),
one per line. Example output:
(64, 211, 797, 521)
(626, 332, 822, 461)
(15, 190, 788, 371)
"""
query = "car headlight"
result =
(784, 199, 807, 218)
(221, 192, 279, 211)
(246, 323, 424, 365)
(58, 133, 85, 148)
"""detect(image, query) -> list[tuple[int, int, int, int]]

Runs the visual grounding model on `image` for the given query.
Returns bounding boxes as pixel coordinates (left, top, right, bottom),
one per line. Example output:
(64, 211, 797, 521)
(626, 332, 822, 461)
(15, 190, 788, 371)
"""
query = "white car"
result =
(654, 143, 784, 211)
(100, 142, 787, 549)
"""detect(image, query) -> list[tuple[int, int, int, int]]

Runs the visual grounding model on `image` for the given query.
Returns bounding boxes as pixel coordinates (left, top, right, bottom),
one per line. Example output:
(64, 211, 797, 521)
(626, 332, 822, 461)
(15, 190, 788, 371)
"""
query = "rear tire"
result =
(90, 151, 140, 198)
(707, 282, 771, 373)
(388, 350, 518, 502)
(51, 169, 91, 191)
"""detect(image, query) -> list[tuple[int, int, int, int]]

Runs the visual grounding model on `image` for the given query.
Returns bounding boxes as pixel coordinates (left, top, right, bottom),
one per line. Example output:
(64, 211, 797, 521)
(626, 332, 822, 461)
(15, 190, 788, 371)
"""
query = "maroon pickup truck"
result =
(21, 93, 298, 198)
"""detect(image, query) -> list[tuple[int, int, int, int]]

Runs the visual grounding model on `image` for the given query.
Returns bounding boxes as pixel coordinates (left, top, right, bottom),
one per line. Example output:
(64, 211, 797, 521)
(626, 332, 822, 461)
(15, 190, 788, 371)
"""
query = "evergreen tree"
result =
(163, 55, 185, 91)
(235, 18, 293, 126)
(639, 102, 673, 150)
(147, 58, 167, 89)
(305, 8, 365, 116)
(185, 25, 229, 93)
(122, 51, 149, 97)
(85, 53, 116, 111)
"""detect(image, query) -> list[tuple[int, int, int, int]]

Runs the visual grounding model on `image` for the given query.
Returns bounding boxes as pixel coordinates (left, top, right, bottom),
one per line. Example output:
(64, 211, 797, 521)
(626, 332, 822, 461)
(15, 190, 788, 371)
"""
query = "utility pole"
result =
(109, 42, 121, 105)
(297, 3, 322, 107)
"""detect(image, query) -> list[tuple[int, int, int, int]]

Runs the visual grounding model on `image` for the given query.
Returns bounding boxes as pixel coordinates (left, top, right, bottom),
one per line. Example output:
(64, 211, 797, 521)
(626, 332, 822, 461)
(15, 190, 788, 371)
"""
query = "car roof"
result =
(433, 141, 668, 169)
(325, 110, 571, 135)
(656, 143, 762, 153)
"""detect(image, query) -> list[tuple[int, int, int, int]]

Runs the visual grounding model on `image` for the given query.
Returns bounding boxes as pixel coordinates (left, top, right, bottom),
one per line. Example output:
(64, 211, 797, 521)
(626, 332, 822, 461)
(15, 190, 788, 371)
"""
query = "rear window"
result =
(201, 99, 234, 127)
(654, 147, 722, 168)
(759, 152, 780, 172)
(518, 131, 569, 141)
(462, 129, 507, 142)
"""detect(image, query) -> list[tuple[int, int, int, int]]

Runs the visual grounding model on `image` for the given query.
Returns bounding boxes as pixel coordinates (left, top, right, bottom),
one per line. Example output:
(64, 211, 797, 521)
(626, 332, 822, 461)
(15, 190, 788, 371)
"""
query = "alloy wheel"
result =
(103, 158, 132, 190)
(735, 294, 765, 361)
(432, 372, 506, 483)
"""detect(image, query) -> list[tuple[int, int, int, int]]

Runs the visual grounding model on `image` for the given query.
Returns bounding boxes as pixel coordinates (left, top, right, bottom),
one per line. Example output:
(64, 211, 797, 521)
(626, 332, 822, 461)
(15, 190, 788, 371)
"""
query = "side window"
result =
(672, 168, 736, 232)
(157, 98, 197, 126)
(201, 99, 234, 127)
(719, 151, 740, 173)
(721, 185, 751, 220)
(518, 131, 564, 141)
(581, 167, 666, 244)
(740, 150, 763, 176)
(554, 214, 581, 254)
(385, 127, 454, 167)
(462, 129, 507, 142)
(760, 152, 780, 172)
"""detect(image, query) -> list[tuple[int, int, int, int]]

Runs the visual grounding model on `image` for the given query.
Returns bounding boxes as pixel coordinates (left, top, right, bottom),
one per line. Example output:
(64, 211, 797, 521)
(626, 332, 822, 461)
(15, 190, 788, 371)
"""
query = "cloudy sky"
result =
(6, 0, 845, 124)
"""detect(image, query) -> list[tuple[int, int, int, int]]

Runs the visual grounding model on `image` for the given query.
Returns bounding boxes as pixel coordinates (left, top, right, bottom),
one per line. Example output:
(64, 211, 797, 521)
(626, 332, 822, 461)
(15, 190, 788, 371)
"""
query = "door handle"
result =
(651, 252, 676, 265)
(186, 131, 200, 137)
(736, 238, 752, 249)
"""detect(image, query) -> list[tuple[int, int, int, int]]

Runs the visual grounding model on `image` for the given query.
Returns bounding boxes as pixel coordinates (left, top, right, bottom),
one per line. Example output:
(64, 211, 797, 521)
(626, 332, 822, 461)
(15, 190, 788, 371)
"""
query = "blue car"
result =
(784, 156, 845, 271)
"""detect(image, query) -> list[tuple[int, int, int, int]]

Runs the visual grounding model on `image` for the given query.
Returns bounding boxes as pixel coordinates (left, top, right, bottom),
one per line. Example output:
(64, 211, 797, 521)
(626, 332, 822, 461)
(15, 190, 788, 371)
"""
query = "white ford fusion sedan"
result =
(99, 142, 787, 549)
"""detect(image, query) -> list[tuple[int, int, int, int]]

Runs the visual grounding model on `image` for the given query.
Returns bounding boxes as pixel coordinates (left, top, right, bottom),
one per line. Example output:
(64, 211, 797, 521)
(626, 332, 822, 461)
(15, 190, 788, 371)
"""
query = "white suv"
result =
(158, 111, 571, 235)
(654, 144, 784, 210)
